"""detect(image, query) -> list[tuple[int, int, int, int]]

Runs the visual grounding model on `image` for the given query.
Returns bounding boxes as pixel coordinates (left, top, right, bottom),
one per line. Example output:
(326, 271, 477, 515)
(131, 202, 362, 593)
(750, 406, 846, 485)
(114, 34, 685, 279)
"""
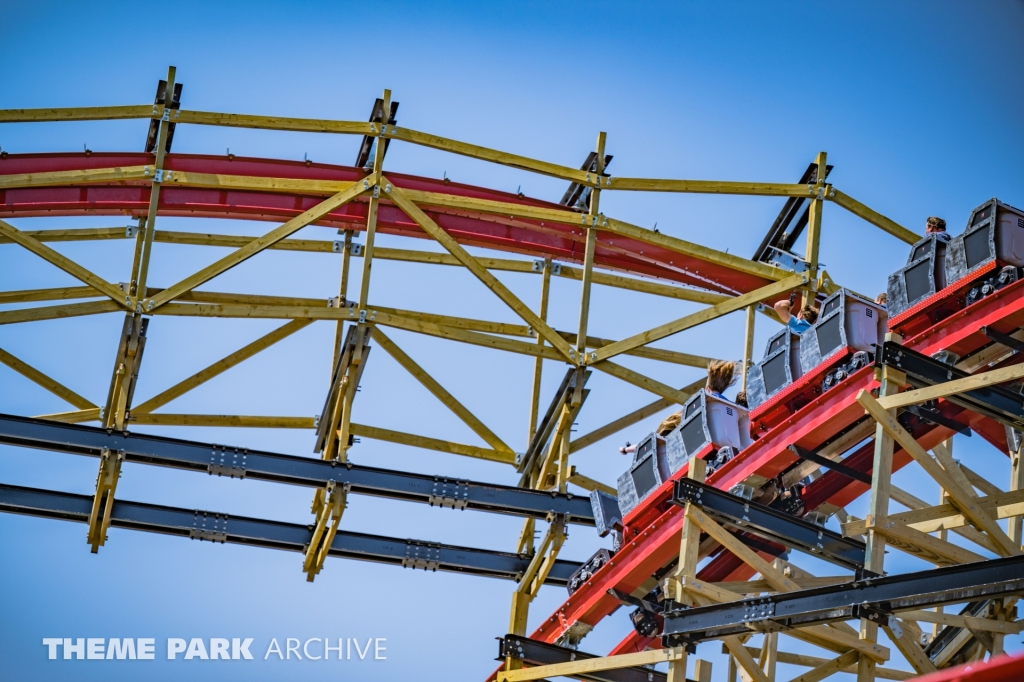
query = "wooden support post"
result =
(1008, 432, 1024, 545)
(858, 337, 903, 682)
(759, 632, 777, 680)
(527, 260, 552, 444)
(573, 132, 606, 404)
(303, 481, 348, 581)
(672, 457, 708, 602)
(805, 151, 826, 288)
(332, 229, 354, 365)
(741, 304, 755, 393)
(86, 447, 124, 553)
(134, 67, 177, 309)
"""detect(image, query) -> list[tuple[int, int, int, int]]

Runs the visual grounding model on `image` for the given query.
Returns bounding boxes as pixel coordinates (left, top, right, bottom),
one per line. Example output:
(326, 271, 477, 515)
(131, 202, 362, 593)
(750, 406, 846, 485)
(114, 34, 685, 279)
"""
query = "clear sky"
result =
(1, 1, 1023, 680)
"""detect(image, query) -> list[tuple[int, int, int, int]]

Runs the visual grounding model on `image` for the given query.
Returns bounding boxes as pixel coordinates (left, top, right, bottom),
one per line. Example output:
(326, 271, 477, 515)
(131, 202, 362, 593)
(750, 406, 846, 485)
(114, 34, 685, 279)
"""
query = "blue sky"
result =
(1, 1, 1023, 680)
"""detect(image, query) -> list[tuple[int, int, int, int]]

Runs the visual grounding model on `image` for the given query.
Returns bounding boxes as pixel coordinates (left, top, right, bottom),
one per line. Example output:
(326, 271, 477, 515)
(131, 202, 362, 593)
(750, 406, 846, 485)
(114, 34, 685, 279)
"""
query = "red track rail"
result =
(525, 277, 1024, 650)
(0, 152, 780, 297)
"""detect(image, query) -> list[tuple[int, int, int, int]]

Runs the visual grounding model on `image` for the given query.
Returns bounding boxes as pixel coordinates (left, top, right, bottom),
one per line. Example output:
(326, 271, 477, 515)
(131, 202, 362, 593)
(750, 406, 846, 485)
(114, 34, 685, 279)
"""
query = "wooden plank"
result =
(867, 518, 985, 566)
(859, 390, 1023, 557)
(601, 216, 786, 282)
(131, 319, 313, 414)
(0, 346, 96, 409)
(568, 377, 706, 452)
(589, 360, 698, 405)
(875, 363, 1024, 411)
(0, 228, 130, 245)
(384, 181, 576, 361)
(144, 179, 369, 310)
(131, 414, 314, 428)
(497, 647, 685, 682)
(739, 648, 913, 680)
(605, 178, 811, 197)
(371, 327, 514, 454)
(0, 165, 149, 189)
(897, 610, 1022, 634)
(0, 219, 129, 306)
(588, 273, 806, 364)
(566, 469, 615, 496)
(0, 286, 97, 305)
(0, 105, 155, 122)
(349, 423, 515, 465)
(173, 109, 372, 135)
(387, 126, 592, 185)
(0, 300, 121, 326)
(790, 650, 859, 682)
(829, 188, 920, 245)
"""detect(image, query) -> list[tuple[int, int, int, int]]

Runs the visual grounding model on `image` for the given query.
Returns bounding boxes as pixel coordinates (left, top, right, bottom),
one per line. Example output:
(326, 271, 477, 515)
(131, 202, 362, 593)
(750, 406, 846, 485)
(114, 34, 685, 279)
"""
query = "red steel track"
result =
(0, 152, 777, 297)
(5, 151, 1021, 675)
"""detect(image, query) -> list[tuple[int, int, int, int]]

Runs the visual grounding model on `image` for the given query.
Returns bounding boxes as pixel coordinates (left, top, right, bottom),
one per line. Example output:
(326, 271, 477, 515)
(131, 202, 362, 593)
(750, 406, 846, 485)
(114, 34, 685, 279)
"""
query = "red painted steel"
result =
(907, 652, 1024, 682)
(0, 152, 781, 296)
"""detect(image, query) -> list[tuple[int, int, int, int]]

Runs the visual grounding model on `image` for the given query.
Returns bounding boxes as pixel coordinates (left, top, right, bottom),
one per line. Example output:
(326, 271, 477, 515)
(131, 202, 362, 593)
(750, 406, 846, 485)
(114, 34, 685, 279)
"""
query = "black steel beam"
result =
(661, 554, 1024, 645)
(673, 478, 865, 570)
(0, 413, 595, 524)
(878, 342, 1024, 430)
(788, 444, 873, 484)
(0, 483, 581, 584)
(498, 635, 685, 682)
(752, 162, 833, 263)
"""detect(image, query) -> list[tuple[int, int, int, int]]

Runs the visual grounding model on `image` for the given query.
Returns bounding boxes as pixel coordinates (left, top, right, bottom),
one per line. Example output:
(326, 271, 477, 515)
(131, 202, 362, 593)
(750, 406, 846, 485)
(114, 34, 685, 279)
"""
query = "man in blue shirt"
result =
(773, 298, 818, 333)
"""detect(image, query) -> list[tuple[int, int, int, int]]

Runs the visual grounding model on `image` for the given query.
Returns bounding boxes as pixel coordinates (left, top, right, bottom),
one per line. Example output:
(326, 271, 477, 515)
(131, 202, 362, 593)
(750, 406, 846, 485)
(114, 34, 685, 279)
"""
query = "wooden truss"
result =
(16, 66, 1020, 682)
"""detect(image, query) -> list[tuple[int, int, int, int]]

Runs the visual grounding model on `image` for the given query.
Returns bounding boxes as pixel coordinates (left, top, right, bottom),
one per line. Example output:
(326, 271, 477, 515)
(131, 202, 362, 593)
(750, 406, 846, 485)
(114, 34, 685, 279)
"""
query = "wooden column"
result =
(858, 333, 905, 682)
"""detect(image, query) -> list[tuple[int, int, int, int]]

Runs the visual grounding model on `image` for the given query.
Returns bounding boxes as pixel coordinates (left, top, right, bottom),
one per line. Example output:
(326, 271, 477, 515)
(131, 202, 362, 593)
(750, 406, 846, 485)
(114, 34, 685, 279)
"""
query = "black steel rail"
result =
(0, 483, 581, 584)
(878, 342, 1024, 430)
(661, 554, 1024, 645)
(0, 413, 595, 524)
(673, 478, 866, 570)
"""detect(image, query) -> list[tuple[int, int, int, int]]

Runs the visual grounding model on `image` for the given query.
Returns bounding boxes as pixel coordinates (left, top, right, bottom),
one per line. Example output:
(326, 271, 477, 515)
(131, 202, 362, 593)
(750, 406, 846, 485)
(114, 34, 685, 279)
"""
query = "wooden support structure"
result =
(9, 72, 1010, 682)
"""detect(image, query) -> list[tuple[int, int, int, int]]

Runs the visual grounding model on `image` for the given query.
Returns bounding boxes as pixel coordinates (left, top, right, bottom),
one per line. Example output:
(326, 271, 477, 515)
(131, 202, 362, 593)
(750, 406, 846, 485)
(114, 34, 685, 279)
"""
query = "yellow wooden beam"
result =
(0, 219, 129, 306)
(131, 414, 314, 428)
(349, 423, 515, 465)
(569, 377, 706, 452)
(143, 179, 370, 310)
(866, 517, 985, 566)
(859, 390, 1022, 557)
(829, 188, 919, 245)
(0, 300, 121, 326)
(0, 227, 130, 245)
(371, 327, 513, 454)
(0, 165, 149, 190)
(844, 488, 1024, 537)
(384, 180, 577, 362)
(387, 126, 592, 185)
(600, 216, 786, 282)
(588, 273, 806, 364)
(0, 105, 155, 122)
(589, 360, 700, 405)
(791, 650, 860, 682)
(606, 177, 811, 196)
(173, 109, 372, 135)
(132, 319, 313, 415)
(875, 363, 1024, 412)
(497, 647, 685, 682)
(0, 346, 96, 409)
(566, 468, 615, 496)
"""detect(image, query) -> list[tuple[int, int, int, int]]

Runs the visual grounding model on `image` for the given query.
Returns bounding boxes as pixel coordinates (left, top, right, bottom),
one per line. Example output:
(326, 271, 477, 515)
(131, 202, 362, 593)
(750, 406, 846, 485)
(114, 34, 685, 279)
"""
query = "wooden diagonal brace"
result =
(303, 481, 349, 582)
(87, 447, 124, 553)
(383, 179, 576, 362)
